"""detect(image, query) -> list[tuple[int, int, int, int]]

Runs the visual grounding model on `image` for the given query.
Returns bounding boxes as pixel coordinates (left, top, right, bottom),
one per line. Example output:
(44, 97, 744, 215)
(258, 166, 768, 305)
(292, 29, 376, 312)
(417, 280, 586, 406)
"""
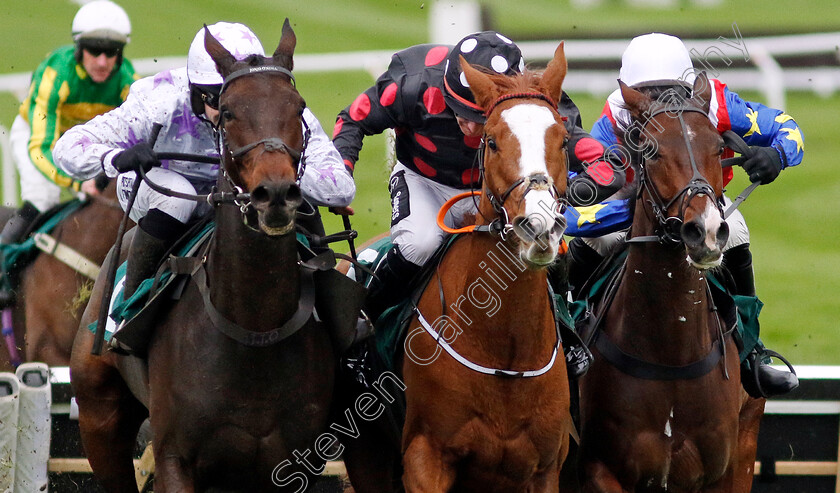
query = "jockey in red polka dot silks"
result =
(333, 31, 625, 326)
(576, 33, 803, 397)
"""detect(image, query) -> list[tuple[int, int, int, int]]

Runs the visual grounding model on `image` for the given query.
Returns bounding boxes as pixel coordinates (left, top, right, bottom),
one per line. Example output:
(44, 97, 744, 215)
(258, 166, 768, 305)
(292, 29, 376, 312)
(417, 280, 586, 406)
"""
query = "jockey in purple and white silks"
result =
(333, 31, 626, 325)
(55, 22, 354, 301)
(571, 33, 804, 397)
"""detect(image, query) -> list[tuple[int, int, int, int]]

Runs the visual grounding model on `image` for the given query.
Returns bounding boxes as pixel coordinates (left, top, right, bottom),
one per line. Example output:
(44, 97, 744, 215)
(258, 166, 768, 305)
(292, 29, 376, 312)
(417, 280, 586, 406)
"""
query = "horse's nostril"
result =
(251, 182, 302, 209)
(513, 214, 549, 243)
(681, 221, 705, 247)
(717, 220, 730, 246)
(251, 185, 270, 205)
(286, 183, 302, 206)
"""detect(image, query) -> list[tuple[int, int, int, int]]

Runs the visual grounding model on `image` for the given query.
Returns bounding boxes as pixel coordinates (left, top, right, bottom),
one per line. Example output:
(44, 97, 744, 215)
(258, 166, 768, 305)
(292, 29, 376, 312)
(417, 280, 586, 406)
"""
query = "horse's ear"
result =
(203, 25, 237, 78)
(460, 55, 498, 112)
(540, 41, 567, 104)
(619, 79, 651, 120)
(272, 18, 296, 70)
(691, 71, 711, 114)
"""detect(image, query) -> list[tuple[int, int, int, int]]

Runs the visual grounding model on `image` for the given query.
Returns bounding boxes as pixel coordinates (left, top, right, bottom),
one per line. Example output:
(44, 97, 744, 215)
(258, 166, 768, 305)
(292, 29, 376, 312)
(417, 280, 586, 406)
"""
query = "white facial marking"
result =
(700, 199, 723, 251)
(501, 104, 558, 236)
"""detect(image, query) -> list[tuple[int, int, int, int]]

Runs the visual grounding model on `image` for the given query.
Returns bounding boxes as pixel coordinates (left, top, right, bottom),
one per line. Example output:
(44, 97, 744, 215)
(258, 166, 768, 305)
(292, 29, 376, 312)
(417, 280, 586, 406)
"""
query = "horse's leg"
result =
(732, 392, 765, 493)
(529, 459, 562, 493)
(580, 460, 628, 493)
(154, 454, 195, 493)
(21, 257, 81, 366)
(71, 314, 147, 491)
(402, 434, 456, 493)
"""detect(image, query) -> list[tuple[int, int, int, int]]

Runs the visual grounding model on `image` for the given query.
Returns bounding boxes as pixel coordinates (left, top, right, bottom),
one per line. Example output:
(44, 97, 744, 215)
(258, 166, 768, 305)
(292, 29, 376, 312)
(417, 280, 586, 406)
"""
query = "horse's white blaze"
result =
(700, 198, 723, 251)
(502, 104, 559, 236)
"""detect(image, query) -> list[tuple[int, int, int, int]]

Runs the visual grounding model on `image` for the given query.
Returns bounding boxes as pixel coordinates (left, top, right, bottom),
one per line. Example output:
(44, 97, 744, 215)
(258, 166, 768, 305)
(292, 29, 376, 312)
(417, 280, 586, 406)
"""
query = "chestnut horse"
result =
(576, 74, 765, 492)
(343, 44, 573, 492)
(0, 185, 124, 370)
(70, 21, 338, 491)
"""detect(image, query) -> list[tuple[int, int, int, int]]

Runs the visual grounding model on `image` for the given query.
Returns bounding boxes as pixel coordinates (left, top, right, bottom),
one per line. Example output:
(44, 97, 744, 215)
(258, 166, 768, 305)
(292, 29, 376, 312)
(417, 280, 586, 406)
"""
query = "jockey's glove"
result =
(742, 145, 784, 185)
(112, 143, 160, 174)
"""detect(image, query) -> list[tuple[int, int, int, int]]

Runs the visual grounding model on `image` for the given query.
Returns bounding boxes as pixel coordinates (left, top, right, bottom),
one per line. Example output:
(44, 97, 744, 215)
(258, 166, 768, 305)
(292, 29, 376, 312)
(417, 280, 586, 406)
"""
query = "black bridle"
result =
(473, 92, 569, 239)
(136, 64, 310, 222)
(626, 102, 724, 245)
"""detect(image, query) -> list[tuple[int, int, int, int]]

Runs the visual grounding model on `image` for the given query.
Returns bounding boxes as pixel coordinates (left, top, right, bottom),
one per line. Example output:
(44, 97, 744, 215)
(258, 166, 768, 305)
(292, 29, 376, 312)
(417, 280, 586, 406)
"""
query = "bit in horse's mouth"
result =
(685, 254, 723, 271)
(259, 216, 295, 236)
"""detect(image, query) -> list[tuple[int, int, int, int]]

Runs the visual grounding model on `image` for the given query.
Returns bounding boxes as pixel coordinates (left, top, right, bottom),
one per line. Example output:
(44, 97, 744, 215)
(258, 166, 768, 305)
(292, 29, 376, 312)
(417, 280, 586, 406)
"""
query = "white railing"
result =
(1, 31, 838, 205)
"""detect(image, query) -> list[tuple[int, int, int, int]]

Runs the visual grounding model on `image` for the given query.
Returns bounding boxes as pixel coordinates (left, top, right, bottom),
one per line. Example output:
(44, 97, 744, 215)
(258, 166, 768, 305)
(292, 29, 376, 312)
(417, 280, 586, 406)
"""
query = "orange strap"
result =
(436, 191, 481, 234)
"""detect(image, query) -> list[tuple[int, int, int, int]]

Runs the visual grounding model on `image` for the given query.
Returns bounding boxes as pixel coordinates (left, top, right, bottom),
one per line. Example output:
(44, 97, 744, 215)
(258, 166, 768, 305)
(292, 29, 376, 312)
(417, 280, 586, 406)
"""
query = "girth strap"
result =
(593, 330, 724, 381)
(177, 255, 316, 347)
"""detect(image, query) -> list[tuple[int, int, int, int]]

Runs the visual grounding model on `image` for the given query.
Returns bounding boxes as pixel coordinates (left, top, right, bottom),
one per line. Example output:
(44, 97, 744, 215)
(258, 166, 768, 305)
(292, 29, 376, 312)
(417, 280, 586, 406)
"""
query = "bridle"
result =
(136, 64, 311, 228)
(472, 91, 569, 239)
(626, 101, 723, 245)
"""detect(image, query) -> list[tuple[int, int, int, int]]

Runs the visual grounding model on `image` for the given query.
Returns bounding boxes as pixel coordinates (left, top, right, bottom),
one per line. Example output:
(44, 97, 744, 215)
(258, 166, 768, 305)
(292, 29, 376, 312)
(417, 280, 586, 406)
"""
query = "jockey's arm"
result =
(55, 78, 157, 182)
(298, 108, 355, 208)
(332, 54, 409, 175)
(20, 73, 84, 192)
(715, 81, 804, 168)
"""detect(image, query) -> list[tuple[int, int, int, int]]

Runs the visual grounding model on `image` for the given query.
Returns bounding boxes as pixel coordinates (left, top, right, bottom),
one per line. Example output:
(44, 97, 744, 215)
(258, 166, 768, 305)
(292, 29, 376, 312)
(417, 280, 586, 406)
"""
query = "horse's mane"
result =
(481, 66, 549, 99)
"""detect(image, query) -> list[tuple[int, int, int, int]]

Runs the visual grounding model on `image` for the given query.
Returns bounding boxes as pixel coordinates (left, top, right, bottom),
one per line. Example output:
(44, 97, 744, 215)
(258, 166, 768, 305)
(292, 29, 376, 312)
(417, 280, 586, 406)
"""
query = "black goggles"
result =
(199, 89, 220, 109)
(81, 43, 122, 58)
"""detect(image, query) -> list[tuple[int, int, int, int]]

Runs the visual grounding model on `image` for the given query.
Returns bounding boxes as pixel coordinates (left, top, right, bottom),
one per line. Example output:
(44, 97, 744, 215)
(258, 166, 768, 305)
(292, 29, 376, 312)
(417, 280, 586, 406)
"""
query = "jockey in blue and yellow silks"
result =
(571, 33, 803, 398)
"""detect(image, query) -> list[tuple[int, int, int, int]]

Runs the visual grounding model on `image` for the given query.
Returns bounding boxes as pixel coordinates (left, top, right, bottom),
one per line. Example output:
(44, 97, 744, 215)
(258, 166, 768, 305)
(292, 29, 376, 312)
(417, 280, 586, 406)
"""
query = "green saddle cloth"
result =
(0, 200, 86, 288)
(567, 248, 762, 362)
(89, 223, 312, 342)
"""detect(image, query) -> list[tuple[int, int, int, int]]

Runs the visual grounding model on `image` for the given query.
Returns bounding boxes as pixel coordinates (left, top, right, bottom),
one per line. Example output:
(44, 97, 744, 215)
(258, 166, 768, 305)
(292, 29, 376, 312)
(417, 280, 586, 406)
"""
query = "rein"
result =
(415, 91, 567, 378)
(465, 92, 568, 240)
(626, 103, 723, 245)
(134, 64, 310, 225)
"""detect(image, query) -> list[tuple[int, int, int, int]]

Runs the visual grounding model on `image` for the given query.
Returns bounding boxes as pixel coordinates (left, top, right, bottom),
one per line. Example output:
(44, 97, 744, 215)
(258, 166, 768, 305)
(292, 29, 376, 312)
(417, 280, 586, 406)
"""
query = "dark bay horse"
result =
(0, 184, 124, 370)
(70, 21, 337, 491)
(343, 44, 573, 492)
(577, 74, 765, 492)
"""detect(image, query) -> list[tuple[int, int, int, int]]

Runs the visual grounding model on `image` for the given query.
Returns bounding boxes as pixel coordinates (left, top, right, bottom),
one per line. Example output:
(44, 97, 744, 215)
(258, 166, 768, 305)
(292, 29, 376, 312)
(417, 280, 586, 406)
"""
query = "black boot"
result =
(0, 201, 41, 308)
(123, 210, 183, 299)
(726, 244, 799, 397)
(742, 346, 799, 398)
(363, 245, 422, 324)
(0, 201, 40, 245)
(567, 237, 604, 300)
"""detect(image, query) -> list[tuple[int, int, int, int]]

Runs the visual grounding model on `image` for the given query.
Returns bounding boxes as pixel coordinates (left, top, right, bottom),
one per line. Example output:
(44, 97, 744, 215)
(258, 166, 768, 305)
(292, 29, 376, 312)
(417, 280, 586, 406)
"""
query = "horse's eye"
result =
(717, 144, 725, 156)
(562, 136, 569, 149)
(221, 109, 234, 121)
(486, 138, 497, 151)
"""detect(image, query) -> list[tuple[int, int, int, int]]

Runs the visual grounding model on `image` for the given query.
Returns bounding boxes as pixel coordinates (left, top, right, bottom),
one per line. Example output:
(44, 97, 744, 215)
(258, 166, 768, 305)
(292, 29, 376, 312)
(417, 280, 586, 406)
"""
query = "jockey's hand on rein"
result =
(742, 146, 784, 185)
(112, 142, 160, 174)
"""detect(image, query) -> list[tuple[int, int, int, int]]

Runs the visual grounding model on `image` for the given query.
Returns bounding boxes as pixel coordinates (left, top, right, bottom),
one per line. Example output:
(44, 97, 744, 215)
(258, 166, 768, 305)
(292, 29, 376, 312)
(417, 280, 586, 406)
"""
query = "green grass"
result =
(1, 0, 837, 363)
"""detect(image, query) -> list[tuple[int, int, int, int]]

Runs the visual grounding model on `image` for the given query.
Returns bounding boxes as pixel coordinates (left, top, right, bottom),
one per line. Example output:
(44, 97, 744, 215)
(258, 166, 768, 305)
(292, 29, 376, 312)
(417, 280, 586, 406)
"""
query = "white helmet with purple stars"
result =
(187, 22, 266, 86)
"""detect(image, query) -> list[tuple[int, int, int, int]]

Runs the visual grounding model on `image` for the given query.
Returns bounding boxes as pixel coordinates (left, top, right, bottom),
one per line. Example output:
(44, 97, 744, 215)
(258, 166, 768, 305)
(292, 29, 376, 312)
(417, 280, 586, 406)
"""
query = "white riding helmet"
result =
(71, 0, 131, 44)
(619, 33, 695, 88)
(187, 22, 266, 86)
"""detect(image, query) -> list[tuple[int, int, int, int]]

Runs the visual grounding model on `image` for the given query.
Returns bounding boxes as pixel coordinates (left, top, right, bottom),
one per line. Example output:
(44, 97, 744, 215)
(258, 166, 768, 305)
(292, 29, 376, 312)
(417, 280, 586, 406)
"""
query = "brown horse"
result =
(342, 44, 573, 492)
(576, 74, 765, 492)
(0, 184, 124, 371)
(70, 21, 339, 491)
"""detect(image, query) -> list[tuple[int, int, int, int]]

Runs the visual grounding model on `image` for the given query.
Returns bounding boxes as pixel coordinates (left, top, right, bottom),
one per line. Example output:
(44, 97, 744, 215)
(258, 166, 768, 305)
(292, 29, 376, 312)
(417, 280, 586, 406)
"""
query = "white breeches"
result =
(389, 163, 478, 266)
(10, 115, 61, 211)
(116, 168, 212, 223)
